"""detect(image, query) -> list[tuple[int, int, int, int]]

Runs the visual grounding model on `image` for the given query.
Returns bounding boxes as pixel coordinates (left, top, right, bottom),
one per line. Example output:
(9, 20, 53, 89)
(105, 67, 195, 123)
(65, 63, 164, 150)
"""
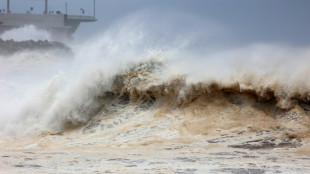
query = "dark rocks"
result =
(0, 39, 71, 55)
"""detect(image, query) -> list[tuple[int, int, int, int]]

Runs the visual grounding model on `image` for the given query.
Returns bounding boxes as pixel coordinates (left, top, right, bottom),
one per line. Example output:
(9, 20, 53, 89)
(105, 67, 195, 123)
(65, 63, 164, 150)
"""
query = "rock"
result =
(0, 39, 72, 55)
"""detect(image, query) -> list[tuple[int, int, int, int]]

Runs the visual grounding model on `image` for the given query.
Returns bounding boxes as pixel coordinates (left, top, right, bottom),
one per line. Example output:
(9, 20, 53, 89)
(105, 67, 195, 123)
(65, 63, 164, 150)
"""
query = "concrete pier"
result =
(0, 0, 96, 37)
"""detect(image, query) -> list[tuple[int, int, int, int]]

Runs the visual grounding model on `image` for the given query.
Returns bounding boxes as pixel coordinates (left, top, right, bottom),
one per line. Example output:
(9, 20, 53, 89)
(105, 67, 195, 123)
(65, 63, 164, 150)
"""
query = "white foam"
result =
(0, 25, 51, 41)
(0, 11, 310, 137)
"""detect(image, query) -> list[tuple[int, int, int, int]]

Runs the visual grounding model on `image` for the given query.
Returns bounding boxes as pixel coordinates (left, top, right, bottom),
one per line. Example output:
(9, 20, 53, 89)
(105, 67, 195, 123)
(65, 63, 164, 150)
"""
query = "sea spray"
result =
(0, 11, 309, 138)
(0, 25, 51, 42)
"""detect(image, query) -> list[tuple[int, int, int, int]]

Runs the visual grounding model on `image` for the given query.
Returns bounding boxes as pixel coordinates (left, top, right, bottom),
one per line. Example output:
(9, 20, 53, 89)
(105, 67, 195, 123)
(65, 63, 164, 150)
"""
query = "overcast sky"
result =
(1, 0, 310, 45)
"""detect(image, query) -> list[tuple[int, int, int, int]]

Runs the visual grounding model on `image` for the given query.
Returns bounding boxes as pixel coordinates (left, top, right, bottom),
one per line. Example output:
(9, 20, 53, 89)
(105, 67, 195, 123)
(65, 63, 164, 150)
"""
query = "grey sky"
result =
(1, 0, 310, 45)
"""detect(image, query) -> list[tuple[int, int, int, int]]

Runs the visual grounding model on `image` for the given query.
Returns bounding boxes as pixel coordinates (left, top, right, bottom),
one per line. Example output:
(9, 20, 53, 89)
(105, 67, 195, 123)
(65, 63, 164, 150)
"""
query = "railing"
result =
(66, 15, 96, 22)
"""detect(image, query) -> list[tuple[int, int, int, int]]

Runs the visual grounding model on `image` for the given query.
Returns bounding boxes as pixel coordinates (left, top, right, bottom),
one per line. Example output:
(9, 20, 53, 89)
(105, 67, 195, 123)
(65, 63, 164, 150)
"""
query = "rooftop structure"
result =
(0, 0, 96, 38)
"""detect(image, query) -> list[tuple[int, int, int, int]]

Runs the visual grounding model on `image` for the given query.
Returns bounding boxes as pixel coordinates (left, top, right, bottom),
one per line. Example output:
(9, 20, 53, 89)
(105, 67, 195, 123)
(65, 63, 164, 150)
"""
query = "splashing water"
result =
(0, 25, 51, 41)
(0, 10, 310, 174)
(0, 11, 309, 136)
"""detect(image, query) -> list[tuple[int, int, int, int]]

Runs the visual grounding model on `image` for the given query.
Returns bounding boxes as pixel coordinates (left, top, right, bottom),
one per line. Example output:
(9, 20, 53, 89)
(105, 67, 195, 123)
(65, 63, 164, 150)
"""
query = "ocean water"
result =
(0, 14, 310, 173)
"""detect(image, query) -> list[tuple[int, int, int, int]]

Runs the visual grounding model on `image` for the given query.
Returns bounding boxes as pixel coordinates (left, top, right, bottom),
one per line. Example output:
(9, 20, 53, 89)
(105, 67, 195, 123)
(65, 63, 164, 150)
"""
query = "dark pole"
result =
(93, 0, 96, 18)
(45, 0, 48, 14)
(7, 0, 10, 13)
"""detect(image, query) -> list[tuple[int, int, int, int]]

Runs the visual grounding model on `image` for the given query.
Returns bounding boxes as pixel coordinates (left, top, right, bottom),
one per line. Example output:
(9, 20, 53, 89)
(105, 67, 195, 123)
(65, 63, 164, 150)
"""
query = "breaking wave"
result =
(2, 57, 310, 139)
(0, 12, 310, 140)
